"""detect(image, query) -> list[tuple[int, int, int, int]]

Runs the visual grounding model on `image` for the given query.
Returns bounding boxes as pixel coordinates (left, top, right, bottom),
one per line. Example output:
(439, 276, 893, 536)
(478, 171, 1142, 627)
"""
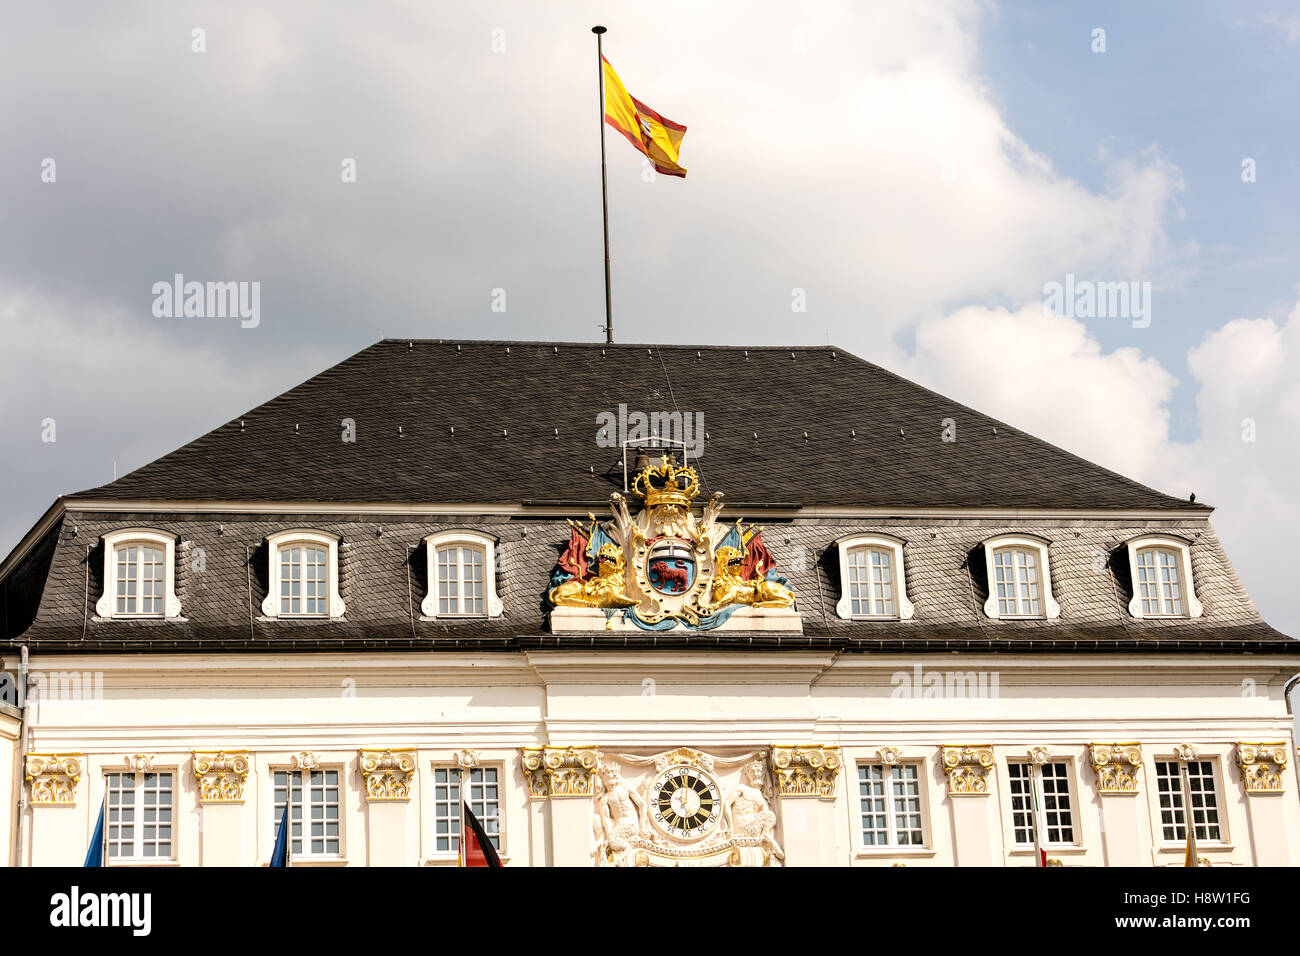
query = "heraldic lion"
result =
(699, 545, 795, 612)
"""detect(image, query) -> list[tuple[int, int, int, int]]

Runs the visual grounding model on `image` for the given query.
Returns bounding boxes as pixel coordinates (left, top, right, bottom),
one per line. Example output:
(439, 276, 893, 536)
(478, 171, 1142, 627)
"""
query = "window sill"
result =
(1008, 845, 1087, 855)
(425, 855, 510, 866)
(263, 857, 349, 867)
(1156, 842, 1234, 853)
(855, 846, 935, 858)
(107, 860, 180, 867)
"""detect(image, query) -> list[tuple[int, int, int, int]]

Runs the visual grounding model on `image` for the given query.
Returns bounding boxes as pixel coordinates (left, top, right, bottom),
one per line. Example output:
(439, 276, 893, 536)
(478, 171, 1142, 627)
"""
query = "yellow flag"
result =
(602, 56, 687, 178)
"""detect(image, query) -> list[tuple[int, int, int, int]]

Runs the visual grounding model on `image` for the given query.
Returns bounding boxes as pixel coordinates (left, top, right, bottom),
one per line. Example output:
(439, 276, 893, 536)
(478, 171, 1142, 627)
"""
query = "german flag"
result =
(602, 56, 687, 177)
(460, 802, 502, 868)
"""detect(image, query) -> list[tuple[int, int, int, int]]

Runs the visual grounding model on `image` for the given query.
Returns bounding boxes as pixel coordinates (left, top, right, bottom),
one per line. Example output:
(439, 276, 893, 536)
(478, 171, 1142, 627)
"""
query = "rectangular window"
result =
(279, 546, 327, 616)
(994, 548, 1042, 617)
(847, 548, 895, 617)
(105, 771, 174, 861)
(115, 544, 165, 616)
(273, 769, 341, 857)
(1008, 762, 1074, 846)
(1137, 549, 1184, 616)
(437, 546, 485, 616)
(432, 766, 501, 853)
(1155, 760, 1220, 842)
(857, 763, 924, 847)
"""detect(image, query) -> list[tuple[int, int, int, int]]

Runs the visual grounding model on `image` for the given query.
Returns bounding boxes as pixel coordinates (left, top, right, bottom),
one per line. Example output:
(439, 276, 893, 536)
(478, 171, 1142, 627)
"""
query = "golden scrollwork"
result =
(124, 754, 156, 772)
(25, 753, 83, 805)
(1089, 743, 1143, 794)
(548, 542, 640, 609)
(521, 745, 599, 799)
(1236, 742, 1288, 794)
(770, 745, 841, 798)
(193, 750, 251, 803)
(941, 745, 994, 796)
(359, 749, 417, 801)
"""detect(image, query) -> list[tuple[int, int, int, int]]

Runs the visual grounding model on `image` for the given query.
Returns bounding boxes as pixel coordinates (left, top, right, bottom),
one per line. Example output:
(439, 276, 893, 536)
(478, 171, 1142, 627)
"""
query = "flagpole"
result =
(1030, 762, 1046, 868)
(593, 25, 613, 344)
(1180, 760, 1198, 866)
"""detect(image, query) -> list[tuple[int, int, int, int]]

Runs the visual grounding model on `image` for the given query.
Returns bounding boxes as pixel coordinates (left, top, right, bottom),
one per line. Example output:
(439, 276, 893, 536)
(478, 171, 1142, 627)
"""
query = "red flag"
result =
(557, 523, 590, 580)
(742, 529, 778, 580)
(460, 802, 502, 868)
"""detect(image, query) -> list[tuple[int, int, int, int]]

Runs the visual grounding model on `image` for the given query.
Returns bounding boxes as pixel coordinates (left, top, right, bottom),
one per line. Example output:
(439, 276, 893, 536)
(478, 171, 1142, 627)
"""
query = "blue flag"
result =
(83, 797, 105, 867)
(270, 801, 290, 867)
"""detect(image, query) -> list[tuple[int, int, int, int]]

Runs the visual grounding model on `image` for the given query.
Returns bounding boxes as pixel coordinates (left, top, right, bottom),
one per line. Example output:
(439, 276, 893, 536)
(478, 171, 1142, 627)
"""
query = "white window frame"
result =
(1006, 759, 1078, 848)
(95, 529, 182, 619)
(428, 762, 505, 859)
(1125, 535, 1203, 619)
(104, 768, 177, 864)
(1153, 757, 1225, 847)
(981, 534, 1060, 620)
(835, 533, 914, 620)
(854, 760, 927, 849)
(271, 766, 345, 861)
(261, 530, 345, 619)
(421, 531, 503, 619)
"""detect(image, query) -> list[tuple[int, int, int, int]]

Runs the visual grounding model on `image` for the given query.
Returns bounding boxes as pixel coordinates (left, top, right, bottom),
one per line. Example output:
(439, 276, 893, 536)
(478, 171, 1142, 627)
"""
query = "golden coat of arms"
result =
(548, 456, 797, 631)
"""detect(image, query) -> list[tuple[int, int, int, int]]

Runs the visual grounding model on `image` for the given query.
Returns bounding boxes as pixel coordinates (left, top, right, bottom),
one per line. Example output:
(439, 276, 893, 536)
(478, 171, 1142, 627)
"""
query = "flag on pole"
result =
(270, 800, 291, 867)
(1179, 761, 1198, 867)
(1029, 764, 1048, 868)
(460, 801, 502, 868)
(601, 56, 687, 177)
(83, 797, 106, 867)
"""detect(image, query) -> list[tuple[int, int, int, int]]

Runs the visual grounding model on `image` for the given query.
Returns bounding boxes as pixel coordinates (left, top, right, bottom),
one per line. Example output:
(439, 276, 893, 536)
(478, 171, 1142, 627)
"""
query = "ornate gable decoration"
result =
(548, 456, 799, 632)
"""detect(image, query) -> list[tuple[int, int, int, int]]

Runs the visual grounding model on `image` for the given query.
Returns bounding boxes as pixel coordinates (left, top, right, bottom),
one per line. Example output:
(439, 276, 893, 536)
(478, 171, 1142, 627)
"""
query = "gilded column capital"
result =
(521, 745, 599, 798)
(1236, 742, 1287, 794)
(941, 745, 994, 796)
(193, 750, 251, 803)
(1089, 743, 1142, 794)
(769, 745, 842, 798)
(359, 749, 417, 801)
(25, 753, 83, 805)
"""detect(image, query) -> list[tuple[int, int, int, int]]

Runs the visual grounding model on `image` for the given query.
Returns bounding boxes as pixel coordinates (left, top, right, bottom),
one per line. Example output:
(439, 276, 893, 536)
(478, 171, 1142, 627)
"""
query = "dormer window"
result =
(261, 530, 345, 619)
(981, 534, 1060, 620)
(1125, 535, 1202, 619)
(835, 534, 914, 620)
(95, 529, 182, 619)
(421, 531, 503, 620)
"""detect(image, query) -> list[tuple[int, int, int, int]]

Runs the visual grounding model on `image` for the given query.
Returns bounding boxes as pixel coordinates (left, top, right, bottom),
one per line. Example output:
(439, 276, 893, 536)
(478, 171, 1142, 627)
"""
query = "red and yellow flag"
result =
(602, 56, 687, 178)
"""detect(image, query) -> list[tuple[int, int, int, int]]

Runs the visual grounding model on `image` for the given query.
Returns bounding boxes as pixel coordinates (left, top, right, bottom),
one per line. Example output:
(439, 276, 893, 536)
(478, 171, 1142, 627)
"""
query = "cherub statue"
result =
(699, 545, 796, 612)
(549, 542, 640, 608)
(595, 760, 648, 866)
(723, 760, 784, 863)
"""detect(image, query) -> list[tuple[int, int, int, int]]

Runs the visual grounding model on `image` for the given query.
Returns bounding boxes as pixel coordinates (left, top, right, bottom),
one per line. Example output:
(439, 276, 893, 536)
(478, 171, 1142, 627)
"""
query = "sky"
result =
(2, 0, 1300, 641)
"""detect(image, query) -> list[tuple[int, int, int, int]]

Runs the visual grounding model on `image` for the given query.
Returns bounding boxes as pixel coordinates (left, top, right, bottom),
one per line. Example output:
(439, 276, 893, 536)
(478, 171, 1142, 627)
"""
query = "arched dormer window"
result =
(421, 530, 503, 619)
(1124, 534, 1202, 619)
(981, 534, 1060, 620)
(834, 533, 914, 620)
(95, 529, 182, 619)
(261, 530, 345, 619)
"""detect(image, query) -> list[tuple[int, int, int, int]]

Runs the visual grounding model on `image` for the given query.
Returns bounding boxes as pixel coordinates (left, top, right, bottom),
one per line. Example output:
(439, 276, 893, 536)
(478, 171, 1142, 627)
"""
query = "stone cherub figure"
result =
(722, 759, 785, 863)
(594, 760, 648, 866)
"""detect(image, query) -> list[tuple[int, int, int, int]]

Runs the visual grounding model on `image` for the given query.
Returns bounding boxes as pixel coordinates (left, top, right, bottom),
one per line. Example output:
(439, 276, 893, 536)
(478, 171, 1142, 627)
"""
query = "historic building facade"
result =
(2, 340, 1297, 866)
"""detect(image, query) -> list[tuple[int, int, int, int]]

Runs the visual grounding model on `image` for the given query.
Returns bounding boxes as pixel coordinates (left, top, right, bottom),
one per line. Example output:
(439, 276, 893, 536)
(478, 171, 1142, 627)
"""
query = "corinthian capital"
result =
(941, 745, 994, 796)
(1089, 743, 1142, 794)
(193, 750, 251, 803)
(1236, 743, 1287, 794)
(769, 745, 842, 798)
(521, 746, 599, 799)
(359, 749, 417, 801)
(25, 753, 83, 805)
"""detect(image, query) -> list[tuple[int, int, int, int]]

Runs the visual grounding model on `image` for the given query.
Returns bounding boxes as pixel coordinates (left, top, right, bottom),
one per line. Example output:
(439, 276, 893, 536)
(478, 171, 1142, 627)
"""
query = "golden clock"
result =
(650, 764, 722, 840)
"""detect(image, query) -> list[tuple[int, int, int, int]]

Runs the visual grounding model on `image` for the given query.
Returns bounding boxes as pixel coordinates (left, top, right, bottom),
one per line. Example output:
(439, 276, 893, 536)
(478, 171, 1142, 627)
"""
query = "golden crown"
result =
(631, 456, 700, 508)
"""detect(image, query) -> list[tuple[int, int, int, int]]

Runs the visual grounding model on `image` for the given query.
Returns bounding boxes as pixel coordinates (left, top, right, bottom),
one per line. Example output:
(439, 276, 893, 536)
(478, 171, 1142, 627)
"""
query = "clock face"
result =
(650, 765, 722, 840)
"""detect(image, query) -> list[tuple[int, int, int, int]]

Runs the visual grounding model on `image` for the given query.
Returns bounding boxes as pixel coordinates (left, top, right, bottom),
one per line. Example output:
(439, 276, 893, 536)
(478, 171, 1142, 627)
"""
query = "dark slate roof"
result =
(71, 340, 1201, 511)
(7, 510, 1294, 654)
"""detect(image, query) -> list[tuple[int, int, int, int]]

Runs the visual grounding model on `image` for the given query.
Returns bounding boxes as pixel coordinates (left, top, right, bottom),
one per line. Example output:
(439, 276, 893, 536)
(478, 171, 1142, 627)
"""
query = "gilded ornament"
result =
(25, 753, 83, 805)
(770, 745, 841, 798)
(193, 750, 251, 802)
(1089, 743, 1142, 794)
(520, 745, 599, 799)
(1236, 742, 1287, 794)
(359, 749, 417, 801)
(941, 745, 994, 796)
